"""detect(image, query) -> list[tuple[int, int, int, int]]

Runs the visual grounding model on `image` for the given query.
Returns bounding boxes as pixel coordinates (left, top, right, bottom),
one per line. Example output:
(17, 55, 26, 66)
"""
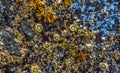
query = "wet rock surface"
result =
(0, 0, 120, 73)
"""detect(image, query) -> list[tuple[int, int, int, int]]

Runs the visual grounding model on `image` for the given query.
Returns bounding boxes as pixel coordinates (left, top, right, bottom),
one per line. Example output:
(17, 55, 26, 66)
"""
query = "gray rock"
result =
(2, 30, 21, 56)
(20, 19, 35, 41)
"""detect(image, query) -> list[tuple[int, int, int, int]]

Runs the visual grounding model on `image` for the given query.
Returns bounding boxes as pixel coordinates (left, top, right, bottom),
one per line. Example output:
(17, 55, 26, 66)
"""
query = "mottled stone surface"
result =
(0, 0, 120, 73)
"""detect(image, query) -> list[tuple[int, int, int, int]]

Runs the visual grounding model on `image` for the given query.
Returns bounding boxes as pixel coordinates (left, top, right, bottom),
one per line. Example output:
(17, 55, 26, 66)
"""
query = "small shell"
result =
(43, 42, 50, 49)
(34, 23, 43, 33)
(71, 51, 78, 58)
(70, 25, 77, 31)
(62, 30, 68, 36)
(31, 65, 39, 73)
(99, 63, 108, 70)
(53, 34, 60, 41)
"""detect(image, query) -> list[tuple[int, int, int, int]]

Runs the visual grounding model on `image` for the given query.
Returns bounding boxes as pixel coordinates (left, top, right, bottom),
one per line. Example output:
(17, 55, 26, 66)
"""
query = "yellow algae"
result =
(79, 52, 86, 61)
(64, 0, 72, 6)
(45, 12, 57, 23)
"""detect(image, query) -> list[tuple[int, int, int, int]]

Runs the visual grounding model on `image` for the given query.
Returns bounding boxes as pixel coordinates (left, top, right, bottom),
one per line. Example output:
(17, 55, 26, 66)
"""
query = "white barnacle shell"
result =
(99, 62, 108, 70)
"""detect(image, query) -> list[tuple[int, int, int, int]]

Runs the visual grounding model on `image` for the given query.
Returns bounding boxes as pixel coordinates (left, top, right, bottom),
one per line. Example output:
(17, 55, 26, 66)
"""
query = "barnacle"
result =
(70, 51, 78, 58)
(43, 42, 50, 49)
(85, 43, 94, 52)
(34, 23, 43, 33)
(70, 24, 78, 31)
(31, 64, 39, 73)
(53, 33, 60, 41)
(99, 63, 108, 70)
(62, 30, 68, 36)
(101, 64, 106, 69)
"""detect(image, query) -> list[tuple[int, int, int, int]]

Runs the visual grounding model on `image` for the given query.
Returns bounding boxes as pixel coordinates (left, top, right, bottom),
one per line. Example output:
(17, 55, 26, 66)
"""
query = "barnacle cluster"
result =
(0, 0, 120, 73)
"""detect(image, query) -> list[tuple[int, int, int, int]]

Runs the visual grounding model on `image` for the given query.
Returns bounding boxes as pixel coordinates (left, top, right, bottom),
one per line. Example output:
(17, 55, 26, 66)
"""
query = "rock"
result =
(20, 19, 35, 41)
(2, 30, 21, 56)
